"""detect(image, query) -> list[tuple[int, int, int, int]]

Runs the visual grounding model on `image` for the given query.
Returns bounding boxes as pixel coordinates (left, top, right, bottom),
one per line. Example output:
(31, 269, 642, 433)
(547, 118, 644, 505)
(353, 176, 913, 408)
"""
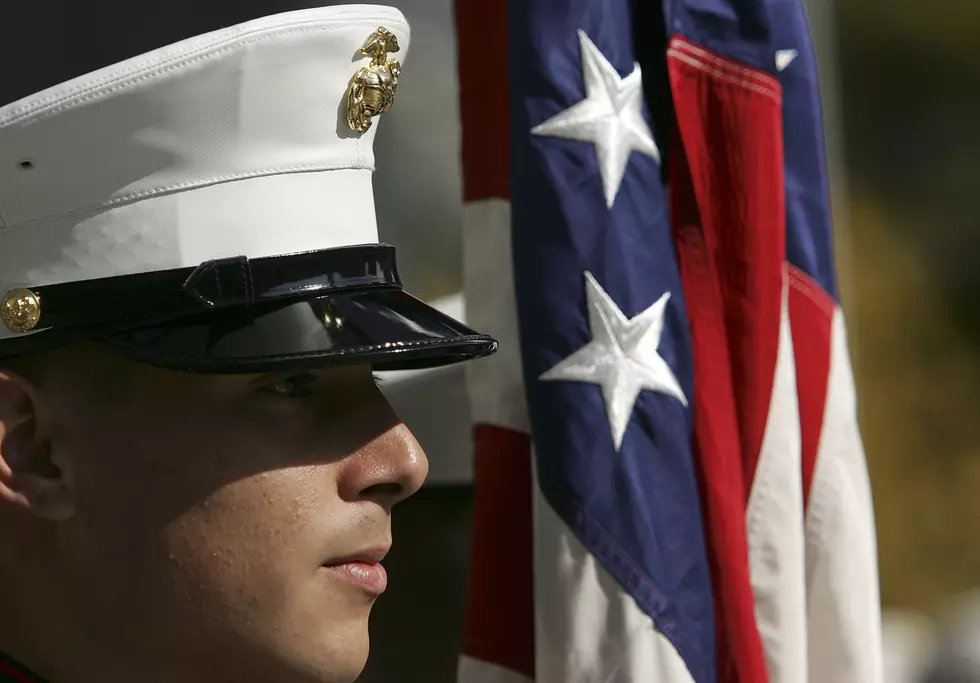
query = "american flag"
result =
(455, 1, 882, 682)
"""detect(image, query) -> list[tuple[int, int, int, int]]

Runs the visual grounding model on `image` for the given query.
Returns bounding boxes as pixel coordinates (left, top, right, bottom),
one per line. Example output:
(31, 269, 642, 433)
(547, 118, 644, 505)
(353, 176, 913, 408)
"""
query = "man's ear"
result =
(0, 370, 75, 521)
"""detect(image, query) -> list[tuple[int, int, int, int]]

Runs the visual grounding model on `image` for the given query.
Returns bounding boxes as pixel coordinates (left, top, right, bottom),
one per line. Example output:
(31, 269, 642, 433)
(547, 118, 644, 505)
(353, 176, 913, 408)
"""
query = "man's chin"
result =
(274, 615, 372, 683)
(217, 610, 371, 683)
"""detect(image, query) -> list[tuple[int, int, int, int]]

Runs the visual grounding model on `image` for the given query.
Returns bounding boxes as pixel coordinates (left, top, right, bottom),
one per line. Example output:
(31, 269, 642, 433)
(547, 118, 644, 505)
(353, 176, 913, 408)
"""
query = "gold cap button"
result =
(1, 288, 42, 333)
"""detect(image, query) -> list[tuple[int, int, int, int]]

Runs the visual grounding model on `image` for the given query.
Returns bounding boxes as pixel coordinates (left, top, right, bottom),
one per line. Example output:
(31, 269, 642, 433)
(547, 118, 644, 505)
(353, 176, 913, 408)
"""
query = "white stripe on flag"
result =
(458, 655, 534, 683)
(462, 198, 530, 433)
(805, 310, 883, 683)
(532, 457, 696, 683)
(746, 269, 808, 683)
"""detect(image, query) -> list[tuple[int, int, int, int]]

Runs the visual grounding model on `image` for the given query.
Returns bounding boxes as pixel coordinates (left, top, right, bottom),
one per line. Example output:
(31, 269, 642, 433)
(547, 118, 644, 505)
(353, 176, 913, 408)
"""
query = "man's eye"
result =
(261, 371, 385, 398)
(262, 373, 317, 398)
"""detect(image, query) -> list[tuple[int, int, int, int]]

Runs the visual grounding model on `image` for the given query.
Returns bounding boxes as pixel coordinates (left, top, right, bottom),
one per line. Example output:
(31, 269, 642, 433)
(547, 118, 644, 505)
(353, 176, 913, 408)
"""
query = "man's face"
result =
(4, 346, 428, 682)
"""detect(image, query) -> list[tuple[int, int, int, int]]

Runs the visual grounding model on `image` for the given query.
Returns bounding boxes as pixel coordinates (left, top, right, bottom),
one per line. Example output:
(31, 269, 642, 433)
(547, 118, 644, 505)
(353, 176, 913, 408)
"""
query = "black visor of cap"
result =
(0, 244, 497, 373)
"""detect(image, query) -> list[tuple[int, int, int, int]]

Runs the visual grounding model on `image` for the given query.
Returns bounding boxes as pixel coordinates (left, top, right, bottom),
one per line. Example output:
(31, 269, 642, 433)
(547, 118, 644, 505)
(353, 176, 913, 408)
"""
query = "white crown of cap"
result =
(0, 4, 409, 340)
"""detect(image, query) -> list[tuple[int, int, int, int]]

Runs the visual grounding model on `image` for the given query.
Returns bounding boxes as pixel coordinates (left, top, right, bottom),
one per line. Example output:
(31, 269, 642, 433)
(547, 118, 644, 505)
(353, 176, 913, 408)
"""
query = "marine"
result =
(0, 5, 495, 682)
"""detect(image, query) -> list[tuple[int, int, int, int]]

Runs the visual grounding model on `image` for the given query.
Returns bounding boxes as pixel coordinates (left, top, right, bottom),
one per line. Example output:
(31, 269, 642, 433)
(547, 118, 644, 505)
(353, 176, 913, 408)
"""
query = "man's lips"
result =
(323, 545, 390, 566)
(321, 545, 391, 595)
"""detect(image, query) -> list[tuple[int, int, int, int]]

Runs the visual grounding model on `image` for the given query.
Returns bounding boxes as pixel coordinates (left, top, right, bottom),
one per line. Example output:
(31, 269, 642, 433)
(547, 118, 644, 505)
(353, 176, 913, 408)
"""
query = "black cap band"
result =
(13, 244, 401, 334)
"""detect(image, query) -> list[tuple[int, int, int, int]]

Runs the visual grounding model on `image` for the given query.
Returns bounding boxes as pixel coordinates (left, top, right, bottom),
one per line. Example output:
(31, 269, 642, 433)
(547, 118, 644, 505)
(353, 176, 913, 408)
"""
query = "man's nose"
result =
(338, 422, 429, 511)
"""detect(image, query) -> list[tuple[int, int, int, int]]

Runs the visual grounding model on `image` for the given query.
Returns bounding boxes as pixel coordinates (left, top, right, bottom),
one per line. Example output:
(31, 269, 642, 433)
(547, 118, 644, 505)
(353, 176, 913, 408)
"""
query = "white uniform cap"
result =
(0, 5, 496, 372)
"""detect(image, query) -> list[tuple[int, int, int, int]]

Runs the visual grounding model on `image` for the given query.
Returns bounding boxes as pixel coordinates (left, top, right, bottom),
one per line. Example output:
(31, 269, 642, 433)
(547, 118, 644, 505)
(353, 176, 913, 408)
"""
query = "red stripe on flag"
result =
(454, 1, 510, 202)
(788, 265, 835, 510)
(456, 1, 529, 678)
(668, 38, 785, 503)
(461, 424, 535, 680)
(667, 36, 783, 683)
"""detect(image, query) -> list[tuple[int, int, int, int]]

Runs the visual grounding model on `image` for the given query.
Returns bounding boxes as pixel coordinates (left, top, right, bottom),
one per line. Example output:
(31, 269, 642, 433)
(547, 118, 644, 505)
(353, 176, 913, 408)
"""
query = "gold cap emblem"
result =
(1, 288, 42, 333)
(347, 26, 402, 134)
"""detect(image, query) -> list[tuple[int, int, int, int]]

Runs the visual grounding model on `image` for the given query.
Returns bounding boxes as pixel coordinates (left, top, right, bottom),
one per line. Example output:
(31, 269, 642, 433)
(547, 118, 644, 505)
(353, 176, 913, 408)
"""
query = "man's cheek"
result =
(153, 505, 305, 639)
(163, 477, 304, 577)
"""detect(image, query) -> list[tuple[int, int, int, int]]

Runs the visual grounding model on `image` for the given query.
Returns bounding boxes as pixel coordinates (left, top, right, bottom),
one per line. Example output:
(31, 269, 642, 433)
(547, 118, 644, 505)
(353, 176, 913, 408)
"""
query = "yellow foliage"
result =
(846, 195, 980, 614)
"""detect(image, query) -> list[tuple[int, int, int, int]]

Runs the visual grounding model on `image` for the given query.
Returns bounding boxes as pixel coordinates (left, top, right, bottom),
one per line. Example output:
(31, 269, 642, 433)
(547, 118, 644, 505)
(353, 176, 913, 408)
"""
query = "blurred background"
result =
(828, 3, 980, 681)
(4, 0, 978, 681)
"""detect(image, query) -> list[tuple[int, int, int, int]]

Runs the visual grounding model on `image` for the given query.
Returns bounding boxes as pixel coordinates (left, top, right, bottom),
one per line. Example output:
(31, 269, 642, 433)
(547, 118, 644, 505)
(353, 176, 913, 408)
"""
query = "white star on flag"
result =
(775, 48, 799, 71)
(541, 271, 687, 451)
(531, 30, 661, 209)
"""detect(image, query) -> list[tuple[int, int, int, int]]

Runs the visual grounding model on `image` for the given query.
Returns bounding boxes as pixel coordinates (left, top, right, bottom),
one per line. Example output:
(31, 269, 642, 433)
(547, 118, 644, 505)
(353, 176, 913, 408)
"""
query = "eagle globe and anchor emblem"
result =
(347, 26, 401, 133)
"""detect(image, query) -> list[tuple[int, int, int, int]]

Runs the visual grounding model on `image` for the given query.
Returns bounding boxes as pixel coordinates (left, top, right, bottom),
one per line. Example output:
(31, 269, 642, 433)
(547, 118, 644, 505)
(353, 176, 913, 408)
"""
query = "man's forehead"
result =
(3, 344, 376, 391)
(1, 343, 135, 386)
